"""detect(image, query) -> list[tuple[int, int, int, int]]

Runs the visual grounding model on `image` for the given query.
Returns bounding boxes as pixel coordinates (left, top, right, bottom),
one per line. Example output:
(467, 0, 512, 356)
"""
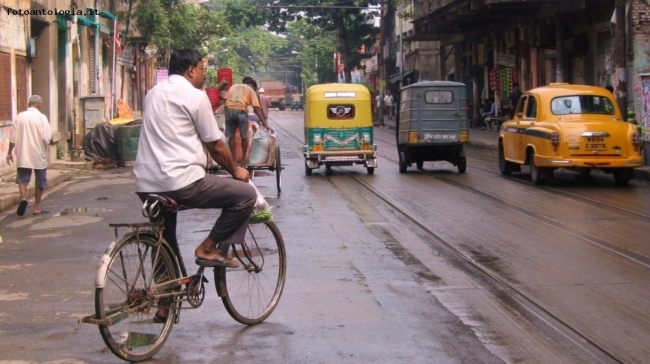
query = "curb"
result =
(0, 169, 76, 214)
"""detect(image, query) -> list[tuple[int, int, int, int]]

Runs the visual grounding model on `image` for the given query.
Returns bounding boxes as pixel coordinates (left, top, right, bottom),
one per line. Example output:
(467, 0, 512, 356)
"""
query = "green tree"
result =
(129, 0, 230, 67)
(286, 19, 337, 87)
(220, 0, 379, 83)
(271, 0, 379, 83)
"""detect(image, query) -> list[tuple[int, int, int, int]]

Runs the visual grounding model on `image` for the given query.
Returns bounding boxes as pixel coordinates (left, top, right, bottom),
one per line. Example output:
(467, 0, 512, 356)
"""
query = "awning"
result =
(77, 16, 98, 28)
(389, 70, 416, 84)
(98, 10, 117, 20)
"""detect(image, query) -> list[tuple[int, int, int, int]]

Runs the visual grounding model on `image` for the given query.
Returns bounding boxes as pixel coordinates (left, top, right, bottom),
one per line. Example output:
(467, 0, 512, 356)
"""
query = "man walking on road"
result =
(5, 95, 53, 216)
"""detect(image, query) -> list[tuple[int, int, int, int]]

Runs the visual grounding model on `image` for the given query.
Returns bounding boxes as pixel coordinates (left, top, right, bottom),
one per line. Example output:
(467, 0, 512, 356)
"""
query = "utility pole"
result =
(555, 14, 565, 82)
(613, 0, 627, 114)
(377, 0, 386, 126)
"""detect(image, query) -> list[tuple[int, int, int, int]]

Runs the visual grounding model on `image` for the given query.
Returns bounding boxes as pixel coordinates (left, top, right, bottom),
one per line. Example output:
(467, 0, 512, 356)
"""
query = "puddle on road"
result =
(55, 207, 115, 216)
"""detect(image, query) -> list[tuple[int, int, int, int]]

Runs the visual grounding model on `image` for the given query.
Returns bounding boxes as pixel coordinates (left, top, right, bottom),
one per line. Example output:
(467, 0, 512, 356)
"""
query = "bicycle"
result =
(80, 180, 286, 362)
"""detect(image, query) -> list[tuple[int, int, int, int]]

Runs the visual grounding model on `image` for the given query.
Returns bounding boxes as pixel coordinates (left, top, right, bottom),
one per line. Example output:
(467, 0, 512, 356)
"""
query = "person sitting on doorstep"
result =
(480, 98, 495, 130)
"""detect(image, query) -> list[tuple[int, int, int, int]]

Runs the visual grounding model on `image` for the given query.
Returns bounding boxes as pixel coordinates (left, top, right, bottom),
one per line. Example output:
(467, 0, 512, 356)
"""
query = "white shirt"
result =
(10, 107, 52, 169)
(134, 75, 224, 192)
(384, 94, 394, 107)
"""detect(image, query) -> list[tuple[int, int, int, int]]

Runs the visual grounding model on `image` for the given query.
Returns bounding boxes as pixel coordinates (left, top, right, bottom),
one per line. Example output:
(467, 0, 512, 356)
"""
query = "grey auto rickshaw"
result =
(396, 81, 469, 173)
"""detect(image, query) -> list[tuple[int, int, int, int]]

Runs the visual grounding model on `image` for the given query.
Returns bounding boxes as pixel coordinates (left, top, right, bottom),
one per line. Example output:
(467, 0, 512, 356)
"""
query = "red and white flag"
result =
(114, 24, 122, 53)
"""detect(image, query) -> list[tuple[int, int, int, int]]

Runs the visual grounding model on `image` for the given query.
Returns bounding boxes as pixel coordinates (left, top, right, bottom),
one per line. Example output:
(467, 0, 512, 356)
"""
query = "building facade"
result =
(0, 0, 148, 177)
(394, 0, 649, 139)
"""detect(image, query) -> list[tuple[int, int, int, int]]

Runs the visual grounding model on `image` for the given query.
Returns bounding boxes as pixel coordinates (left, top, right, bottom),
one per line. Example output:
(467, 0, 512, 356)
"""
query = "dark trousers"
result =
(144, 174, 256, 247)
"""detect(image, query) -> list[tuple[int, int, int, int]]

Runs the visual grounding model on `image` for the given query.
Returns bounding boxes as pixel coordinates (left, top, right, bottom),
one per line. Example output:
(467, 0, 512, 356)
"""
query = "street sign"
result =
(145, 44, 158, 59)
(117, 45, 135, 67)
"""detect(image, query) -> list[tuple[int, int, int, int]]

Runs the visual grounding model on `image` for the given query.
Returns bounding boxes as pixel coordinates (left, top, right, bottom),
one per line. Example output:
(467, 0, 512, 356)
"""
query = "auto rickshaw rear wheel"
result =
(325, 165, 333, 175)
(457, 157, 466, 174)
(398, 151, 407, 173)
(416, 161, 424, 170)
(305, 161, 313, 176)
(367, 167, 374, 175)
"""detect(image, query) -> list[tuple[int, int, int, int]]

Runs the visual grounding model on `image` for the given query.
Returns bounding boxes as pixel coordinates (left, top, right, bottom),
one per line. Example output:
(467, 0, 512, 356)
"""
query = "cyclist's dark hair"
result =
(169, 49, 202, 76)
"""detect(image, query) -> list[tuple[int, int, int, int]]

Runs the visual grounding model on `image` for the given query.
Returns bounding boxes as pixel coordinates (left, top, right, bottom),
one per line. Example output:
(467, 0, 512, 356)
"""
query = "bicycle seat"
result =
(141, 194, 182, 219)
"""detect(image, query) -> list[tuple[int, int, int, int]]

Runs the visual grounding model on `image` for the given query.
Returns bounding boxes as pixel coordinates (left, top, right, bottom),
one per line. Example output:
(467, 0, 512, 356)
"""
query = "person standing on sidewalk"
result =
(5, 95, 53, 216)
(383, 90, 394, 119)
(374, 91, 382, 123)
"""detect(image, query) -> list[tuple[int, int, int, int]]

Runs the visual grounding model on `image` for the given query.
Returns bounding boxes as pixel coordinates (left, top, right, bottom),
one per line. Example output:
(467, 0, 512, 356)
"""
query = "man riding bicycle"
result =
(134, 49, 255, 272)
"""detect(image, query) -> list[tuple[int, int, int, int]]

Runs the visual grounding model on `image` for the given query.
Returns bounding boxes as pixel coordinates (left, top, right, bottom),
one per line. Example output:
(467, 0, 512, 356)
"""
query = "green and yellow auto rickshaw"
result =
(290, 93, 304, 110)
(303, 84, 377, 175)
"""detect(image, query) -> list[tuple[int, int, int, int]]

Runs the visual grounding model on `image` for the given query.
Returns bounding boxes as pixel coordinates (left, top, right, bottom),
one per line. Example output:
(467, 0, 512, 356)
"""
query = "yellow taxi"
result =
(498, 83, 643, 185)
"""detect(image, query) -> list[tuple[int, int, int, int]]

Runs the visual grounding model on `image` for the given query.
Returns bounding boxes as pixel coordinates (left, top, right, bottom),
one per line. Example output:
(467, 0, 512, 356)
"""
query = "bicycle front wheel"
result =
(95, 232, 178, 362)
(218, 220, 286, 325)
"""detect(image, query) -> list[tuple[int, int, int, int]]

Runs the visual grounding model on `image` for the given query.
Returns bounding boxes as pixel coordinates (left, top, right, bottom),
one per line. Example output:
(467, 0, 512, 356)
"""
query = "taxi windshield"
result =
(551, 95, 615, 115)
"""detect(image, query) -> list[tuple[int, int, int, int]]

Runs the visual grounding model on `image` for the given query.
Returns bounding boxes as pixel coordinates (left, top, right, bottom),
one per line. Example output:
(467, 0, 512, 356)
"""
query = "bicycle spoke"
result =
(96, 234, 178, 362)
(220, 221, 286, 325)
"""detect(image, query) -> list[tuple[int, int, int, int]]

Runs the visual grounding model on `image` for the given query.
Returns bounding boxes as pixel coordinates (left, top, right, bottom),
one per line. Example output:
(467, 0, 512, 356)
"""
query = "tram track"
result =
(373, 133, 650, 269)
(275, 117, 649, 269)
(345, 175, 622, 364)
(272, 115, 638, 362)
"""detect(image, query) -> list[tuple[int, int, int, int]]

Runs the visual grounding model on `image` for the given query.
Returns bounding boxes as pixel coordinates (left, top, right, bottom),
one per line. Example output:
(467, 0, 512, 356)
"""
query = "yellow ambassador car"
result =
(498, 83, 643, 185)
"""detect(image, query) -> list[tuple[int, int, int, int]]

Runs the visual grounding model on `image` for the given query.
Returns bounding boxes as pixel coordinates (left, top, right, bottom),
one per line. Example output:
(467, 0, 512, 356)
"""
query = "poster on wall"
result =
(117, 45, 135, 67)
(156, 69, 169, 84)
(642, 78, 650, 142)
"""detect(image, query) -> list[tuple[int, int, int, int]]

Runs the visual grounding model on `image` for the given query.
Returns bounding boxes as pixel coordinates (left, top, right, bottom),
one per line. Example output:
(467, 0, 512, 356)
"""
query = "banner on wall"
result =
(156, 69, 169, 84)
(642, 78, 650, 142)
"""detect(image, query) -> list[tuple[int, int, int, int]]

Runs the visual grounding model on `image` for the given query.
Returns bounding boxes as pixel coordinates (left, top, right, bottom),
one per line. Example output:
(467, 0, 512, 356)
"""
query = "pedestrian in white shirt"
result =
(383, 90, 394, 119)
(6, 95, 53, 216)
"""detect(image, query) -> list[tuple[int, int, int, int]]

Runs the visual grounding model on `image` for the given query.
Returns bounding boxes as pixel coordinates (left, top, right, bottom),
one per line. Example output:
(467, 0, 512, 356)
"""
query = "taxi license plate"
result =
(585, 136, 607, 150)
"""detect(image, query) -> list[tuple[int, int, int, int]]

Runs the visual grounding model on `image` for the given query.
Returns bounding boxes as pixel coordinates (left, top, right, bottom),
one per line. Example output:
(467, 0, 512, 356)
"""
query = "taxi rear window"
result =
(425, 90, 453, 104)
(551, 95, 615, 115)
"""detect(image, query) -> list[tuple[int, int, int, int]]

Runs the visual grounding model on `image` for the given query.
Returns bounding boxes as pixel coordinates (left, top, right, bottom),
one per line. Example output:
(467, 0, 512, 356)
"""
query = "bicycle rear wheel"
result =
(217, 220, 286, 325)
(95, 233, 178, 362)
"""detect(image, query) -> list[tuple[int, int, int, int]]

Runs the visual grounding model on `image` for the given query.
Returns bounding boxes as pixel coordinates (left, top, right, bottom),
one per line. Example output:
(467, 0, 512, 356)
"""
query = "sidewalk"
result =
(376, 115, 650, 183)
(0, 159, 94, 214)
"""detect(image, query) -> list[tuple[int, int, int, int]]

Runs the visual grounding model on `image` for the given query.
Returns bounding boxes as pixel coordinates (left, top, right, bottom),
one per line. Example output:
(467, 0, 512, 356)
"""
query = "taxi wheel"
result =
(613, 169, 631, 186)
(498, 143, 512, 175)
(528, 150, 545, 185)
(457, 157, 467, 174)
(399, 152, 407, 173)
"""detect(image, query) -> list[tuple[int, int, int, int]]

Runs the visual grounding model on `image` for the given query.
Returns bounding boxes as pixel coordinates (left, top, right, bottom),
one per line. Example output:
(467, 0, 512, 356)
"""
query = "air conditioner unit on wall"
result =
(28, 37, 37, 58)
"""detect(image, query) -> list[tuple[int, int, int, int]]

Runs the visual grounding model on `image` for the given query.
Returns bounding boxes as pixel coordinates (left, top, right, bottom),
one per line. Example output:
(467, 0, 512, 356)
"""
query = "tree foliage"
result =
(220, 0, 380, 83)
(129, 0, 230, 67)
(286, 19, 337, 87)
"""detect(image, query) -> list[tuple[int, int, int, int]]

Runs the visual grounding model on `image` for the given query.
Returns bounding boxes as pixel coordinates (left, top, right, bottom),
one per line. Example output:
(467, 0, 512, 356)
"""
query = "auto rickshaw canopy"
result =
(304, 83, 372, 129)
